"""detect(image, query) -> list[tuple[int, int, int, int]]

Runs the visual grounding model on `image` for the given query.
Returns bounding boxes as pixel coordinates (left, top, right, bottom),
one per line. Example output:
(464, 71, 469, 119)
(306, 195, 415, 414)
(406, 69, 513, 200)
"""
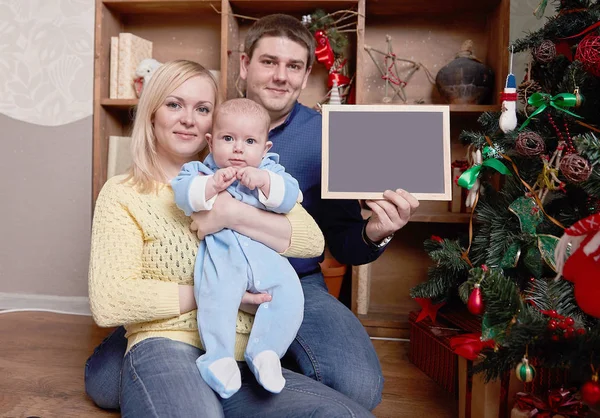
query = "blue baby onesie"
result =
(171, 153, 304, 397)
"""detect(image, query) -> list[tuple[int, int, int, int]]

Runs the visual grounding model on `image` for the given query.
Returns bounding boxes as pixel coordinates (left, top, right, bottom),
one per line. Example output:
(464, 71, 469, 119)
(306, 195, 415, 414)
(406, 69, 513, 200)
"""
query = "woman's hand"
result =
(180, 284, 271, 315)
(239, 291, 272, 315)
(179, 285, 197, 314)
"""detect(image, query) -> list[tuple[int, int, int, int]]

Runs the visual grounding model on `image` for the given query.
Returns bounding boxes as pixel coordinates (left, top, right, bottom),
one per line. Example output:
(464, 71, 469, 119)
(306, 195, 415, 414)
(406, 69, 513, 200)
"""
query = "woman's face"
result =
(153, 75, 216, 166)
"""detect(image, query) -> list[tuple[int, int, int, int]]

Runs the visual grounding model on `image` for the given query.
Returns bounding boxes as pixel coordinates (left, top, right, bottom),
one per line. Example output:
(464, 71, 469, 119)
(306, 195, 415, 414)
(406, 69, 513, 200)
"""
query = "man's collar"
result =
(271, 101, 300, 133)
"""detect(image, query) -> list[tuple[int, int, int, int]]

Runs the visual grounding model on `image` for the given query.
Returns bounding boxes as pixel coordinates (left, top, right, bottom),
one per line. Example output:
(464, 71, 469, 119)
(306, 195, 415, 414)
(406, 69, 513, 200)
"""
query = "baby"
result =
(171, 98, 304, 399)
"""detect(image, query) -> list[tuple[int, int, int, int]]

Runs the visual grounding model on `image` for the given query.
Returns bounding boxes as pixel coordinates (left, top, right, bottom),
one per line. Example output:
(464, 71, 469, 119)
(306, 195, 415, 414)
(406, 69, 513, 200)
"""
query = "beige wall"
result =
(0, 0, 94, 299)
(511, 0, 556, 91)
(0, 1, 555, 301)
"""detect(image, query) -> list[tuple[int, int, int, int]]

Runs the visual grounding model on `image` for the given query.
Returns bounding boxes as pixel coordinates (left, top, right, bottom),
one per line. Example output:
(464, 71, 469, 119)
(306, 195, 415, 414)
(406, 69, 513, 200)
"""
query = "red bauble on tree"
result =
(575, 32, 600, 77)
(467, 283, 485, 315)
(582, 373, 600, 405)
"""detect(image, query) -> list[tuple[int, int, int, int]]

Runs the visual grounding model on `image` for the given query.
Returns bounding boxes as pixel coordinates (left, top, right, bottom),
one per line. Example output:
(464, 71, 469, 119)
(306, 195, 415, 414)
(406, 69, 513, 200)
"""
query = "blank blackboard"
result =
(322, 104, 451, 201)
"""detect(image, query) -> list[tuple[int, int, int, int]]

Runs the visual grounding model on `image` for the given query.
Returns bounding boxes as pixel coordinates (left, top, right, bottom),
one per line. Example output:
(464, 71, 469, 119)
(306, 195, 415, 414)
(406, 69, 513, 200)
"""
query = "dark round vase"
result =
(435, 40, 495, 105)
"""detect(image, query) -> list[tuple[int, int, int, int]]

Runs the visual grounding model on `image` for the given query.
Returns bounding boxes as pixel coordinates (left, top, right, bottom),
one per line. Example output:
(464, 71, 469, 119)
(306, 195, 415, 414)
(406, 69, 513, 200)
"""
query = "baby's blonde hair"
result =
(124, 59, 218, 193)
(214, 98, 270, 137)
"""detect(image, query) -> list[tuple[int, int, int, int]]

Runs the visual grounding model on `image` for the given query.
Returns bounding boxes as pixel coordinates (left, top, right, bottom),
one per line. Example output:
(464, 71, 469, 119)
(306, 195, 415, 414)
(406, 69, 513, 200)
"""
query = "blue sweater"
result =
(269, 102, 385, 275)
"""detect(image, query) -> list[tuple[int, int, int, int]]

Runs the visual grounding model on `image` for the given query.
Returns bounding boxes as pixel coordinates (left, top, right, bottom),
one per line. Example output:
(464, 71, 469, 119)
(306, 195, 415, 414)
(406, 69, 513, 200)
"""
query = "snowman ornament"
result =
(499, 47, 518, 133)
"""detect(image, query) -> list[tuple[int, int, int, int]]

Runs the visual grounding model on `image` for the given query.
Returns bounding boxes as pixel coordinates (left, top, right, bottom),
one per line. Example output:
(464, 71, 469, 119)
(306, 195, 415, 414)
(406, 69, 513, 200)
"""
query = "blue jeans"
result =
(120, 337, 373, 417)
(85, 272, 383, 412)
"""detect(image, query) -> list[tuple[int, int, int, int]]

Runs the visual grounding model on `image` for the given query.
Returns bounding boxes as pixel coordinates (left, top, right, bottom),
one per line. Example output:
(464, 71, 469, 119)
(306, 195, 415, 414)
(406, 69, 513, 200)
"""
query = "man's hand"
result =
(190, 192, 238, 240)
(212, 167, 238, 193)
(237, 167, 269, 191)
(364, 189, 419, 243)
(239, 291, 272, 315)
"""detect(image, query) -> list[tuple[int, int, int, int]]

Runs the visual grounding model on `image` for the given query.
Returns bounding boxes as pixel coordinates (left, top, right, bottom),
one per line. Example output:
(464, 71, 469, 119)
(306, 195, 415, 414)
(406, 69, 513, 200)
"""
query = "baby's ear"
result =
(205, 133, 213, 149)
(263, 140, 273, 155)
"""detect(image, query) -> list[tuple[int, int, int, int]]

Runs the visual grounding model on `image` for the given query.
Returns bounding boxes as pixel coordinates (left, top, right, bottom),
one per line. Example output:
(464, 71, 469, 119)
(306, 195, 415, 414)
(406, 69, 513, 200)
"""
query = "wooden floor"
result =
(0, 312, 456, 418)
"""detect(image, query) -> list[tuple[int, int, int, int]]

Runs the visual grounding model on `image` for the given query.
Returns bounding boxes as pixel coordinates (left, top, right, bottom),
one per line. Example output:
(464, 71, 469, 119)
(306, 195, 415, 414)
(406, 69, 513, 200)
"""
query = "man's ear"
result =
(205, 133, 213, 151)
(301, 65, 312, 90)
(240, 53, 250, 81)
(263, 140, 273, 156)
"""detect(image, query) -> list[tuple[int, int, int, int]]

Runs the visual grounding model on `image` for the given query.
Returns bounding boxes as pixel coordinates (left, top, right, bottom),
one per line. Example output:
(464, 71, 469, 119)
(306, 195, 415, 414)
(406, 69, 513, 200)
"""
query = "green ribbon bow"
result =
(458, 146, 511, 190)
(500, 196, 560, 274)
(519, 92, 582, 130)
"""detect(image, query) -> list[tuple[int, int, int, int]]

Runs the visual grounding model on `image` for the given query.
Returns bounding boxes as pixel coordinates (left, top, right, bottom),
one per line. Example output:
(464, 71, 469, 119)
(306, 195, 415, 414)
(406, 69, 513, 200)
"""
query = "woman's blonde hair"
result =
(123, 59, 219, 193)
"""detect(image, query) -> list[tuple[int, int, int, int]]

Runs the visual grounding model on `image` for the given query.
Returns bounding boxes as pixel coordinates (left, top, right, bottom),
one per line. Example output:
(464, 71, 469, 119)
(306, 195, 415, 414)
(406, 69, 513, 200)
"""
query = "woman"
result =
(87, 60, 374, 417)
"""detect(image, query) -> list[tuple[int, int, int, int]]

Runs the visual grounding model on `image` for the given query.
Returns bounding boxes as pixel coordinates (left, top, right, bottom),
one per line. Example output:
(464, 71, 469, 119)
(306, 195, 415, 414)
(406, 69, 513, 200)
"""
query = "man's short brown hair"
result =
(244, 14, 316, 69)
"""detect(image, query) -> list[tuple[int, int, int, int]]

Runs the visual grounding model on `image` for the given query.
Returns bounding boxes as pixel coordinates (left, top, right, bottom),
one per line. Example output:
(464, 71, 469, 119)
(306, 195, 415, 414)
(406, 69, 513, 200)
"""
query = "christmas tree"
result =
(411, 0, 600, 404)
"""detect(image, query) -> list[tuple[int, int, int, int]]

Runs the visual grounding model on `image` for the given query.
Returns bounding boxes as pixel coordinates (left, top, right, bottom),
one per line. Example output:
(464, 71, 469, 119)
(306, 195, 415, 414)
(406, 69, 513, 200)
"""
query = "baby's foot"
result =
(251, 350, 285, 394)
(201, 356, 241, 399)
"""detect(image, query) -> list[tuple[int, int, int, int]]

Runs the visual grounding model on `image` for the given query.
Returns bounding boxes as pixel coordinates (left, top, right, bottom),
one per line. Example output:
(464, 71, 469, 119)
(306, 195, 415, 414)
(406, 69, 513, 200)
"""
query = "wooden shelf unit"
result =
(93, 0, 510, 337)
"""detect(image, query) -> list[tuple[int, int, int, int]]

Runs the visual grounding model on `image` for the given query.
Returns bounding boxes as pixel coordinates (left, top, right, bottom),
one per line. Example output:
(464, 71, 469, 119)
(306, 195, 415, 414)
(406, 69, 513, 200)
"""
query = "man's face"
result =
(240, 36, 312, 119)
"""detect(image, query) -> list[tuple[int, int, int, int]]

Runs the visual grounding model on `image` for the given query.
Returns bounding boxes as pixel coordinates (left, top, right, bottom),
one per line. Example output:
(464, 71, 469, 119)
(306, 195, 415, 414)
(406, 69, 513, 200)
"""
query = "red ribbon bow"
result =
(449, 333, 495, 361)
(313, 30, 351, 88)
(314, 30, 335, 69)
(514, 389, 589, 417)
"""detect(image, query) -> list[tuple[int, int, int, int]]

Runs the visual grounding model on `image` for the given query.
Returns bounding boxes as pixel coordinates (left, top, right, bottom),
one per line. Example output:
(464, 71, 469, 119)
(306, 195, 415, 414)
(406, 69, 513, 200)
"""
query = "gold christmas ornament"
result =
(574, 87, 584, 108)
(515, 355, 536, 382)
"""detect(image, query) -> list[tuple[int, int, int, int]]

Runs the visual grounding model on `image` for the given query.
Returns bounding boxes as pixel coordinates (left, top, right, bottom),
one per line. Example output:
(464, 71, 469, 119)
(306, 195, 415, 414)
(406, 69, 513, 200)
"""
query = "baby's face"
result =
(209, 112, 271, 169)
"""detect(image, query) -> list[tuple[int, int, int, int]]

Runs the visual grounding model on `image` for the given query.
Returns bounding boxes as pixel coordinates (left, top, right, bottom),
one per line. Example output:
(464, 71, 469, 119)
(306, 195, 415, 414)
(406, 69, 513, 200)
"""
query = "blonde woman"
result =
(86, 60, 373, 417)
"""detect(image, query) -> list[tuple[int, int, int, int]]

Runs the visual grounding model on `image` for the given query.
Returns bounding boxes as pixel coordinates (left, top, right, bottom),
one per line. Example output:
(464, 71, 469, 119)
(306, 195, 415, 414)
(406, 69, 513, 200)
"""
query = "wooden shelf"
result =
(410, 211, 471, 224)
(361, 208, 471, 224)
(358, 311, 405, 328)
(449, 104, 501, 114)
(100, 98, 138, 110)
(103, 0, 220, 15)
(357, 304, 416, 338)
(365, 0, 502, 16)
(94, 0, 510, 337)
(231, 0, 359, 15)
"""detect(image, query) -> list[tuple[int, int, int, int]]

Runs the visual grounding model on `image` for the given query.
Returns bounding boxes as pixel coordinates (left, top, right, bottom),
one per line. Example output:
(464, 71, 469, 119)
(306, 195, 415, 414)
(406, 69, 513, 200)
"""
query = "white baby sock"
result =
(250, 350, 285, 394)
(203, 357, 242, 399)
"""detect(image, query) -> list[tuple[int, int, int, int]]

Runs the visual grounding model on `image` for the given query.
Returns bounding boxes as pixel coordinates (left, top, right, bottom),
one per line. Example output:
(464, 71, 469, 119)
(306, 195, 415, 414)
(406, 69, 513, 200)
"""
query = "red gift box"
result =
(523, 359, 571, 396)
(408, 310, 460, 395)
(440, 307, 524, 418)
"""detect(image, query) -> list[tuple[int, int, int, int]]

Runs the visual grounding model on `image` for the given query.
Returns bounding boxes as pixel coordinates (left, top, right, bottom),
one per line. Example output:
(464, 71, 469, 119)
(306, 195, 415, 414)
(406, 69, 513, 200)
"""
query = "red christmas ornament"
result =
(581, 374, 600, 405)
(575, 33, 600, 77)
(314, 30, 335, 69)
(556, 214, 600, 318)
(564, 327, 575, 339)
(467, 283, 485, 315)
(430, 235, 444, 243)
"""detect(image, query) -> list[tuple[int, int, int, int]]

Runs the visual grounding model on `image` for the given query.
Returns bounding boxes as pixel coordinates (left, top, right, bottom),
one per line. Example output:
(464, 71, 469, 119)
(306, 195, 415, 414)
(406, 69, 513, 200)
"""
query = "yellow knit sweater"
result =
(88, 175, 324, 359)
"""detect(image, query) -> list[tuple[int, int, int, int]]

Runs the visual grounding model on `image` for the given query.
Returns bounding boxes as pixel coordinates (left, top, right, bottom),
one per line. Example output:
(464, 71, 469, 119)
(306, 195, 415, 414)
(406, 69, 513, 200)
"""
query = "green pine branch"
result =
(410, 238, 470, 301)
(512, 6, 600, 53)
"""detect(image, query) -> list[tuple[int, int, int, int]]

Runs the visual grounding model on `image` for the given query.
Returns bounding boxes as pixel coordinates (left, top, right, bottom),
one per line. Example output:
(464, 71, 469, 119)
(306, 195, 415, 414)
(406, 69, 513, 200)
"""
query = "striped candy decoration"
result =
(515, 356, 536, 383)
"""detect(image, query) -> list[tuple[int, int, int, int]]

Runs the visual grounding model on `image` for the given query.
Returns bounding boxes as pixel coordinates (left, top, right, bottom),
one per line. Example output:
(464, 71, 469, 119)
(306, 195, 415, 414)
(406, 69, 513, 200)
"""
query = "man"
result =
(203, 14, 419, 410)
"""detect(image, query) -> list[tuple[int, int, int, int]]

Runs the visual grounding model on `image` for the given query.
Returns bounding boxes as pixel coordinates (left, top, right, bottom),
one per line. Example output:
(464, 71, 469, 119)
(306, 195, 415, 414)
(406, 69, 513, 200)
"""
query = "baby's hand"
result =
(237, 167, 268, 190)
(213, 167, 238, 192)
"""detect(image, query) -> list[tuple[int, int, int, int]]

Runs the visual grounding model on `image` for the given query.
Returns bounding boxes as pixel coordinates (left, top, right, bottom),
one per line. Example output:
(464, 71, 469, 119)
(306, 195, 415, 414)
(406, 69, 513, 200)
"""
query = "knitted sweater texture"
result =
(88, 175, 323, 358)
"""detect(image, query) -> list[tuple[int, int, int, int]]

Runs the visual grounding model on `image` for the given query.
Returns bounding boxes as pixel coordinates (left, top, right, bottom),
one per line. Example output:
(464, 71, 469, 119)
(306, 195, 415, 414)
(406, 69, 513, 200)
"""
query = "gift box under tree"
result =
(408, 309, 460, 396)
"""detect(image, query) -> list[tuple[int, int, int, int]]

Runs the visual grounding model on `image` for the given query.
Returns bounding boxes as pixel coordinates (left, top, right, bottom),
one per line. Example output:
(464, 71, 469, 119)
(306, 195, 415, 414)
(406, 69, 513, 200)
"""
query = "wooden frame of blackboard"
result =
(321, 104, 452, 201)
